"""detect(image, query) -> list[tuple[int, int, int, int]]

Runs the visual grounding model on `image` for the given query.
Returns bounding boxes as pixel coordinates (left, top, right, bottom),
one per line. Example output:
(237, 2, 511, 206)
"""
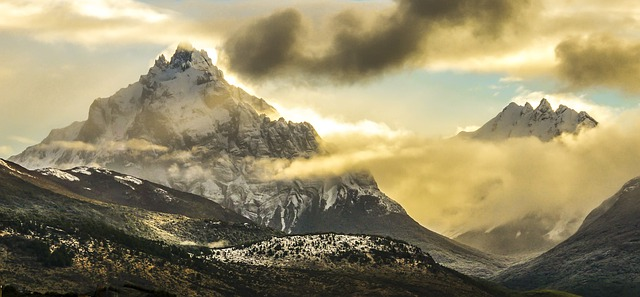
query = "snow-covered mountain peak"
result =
(169, 43, 215, 71)
(145, 44, 224, 87)
(460, 98, 598, 141)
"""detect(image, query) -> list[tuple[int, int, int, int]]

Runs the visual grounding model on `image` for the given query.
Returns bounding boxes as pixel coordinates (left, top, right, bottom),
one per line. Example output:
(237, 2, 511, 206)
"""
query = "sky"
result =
(3, 0, 640, 236)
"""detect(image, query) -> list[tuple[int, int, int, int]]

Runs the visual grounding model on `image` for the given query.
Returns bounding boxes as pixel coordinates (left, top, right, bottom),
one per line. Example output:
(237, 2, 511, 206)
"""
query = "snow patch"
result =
(114, 175, 143, 190)
(154, 187, 175, 202)
(38, 168, 80, 182)
(71, 167, 92, 175)
(0, 159, 36, 178)
(115, 175, 143, 185)
(93, 168, 113, 175)
(323, 185, 338, 210)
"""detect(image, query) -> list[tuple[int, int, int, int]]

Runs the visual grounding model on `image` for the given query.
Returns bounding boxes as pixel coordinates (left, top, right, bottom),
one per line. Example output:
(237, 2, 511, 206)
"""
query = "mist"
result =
(255, 108, 640, 237)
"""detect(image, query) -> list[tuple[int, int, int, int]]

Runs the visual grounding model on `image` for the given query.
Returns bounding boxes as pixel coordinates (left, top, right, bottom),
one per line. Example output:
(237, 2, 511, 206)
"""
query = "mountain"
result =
(35, 165, 249, 224)
(454, 99, 597, 257)
(0, 158, 509, 296)
(9, 44, 503, 276)
(459, 98, 597, 141)
(454, 214, 573, 257)
(494, 176, 640, 297)
(0, 158, 278, 247)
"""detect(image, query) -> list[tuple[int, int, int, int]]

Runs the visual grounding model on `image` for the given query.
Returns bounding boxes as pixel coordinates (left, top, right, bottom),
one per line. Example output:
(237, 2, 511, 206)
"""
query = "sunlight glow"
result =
(73, 0, 170, 23)
(271, 103, 409, 138)
(512, 90, 620, 123)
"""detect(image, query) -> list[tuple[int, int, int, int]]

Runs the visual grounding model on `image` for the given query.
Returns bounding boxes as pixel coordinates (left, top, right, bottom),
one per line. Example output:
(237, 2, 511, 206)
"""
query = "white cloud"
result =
(71, 0, 170, 23)
(511, 89, 620, 123)
(272, 103, 409, 139)
(106, 139, 169, 152)
(456, 125, 481, 134)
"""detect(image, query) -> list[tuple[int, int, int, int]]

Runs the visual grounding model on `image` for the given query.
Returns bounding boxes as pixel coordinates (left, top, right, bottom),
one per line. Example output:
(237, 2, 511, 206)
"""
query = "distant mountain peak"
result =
(536, 98, 552, 112)
(460, 98, 598, 141)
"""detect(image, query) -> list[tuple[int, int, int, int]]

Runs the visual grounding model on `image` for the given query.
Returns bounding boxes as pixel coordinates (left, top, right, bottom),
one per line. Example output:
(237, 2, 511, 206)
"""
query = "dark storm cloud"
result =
(220, 0, 531, 84)
(223, 9, 304, 78)
(555, 35, 640, 94)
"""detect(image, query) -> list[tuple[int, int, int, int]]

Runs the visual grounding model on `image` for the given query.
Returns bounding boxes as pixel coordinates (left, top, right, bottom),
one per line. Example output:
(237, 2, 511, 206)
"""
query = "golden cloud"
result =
(255, 107, 640, 237)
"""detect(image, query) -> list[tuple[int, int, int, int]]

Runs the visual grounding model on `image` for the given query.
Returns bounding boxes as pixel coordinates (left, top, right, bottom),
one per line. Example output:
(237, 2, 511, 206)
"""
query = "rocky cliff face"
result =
(10, 44, 502, 276)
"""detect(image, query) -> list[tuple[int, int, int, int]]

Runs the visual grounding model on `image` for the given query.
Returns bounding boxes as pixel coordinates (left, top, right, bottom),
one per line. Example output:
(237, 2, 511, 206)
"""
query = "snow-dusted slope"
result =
(206, 233, 435, 269)
(10, 45, 502, 277)
(460, 99, 597, 141)
(1, 158, 503, 296)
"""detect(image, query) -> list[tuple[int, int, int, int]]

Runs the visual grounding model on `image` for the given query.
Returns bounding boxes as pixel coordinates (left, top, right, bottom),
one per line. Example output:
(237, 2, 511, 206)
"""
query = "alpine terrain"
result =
(455, 99, 599, 257)
(495, 176, 640, 297)
(10, 44, 504, 276)
(0, 158, 507, 296)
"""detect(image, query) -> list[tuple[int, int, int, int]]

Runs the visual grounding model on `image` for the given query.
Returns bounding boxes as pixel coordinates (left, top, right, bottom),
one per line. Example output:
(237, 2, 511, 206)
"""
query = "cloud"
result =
(44, 141, 97, 151)
(555, 34, 640, 94)
(0, 146, 13, 157)
(0, 0, 180, 45)
(510, 88, 620, 123)
(222, 9, 305, 80)
(6, 0, 640, 93)
(272, 103, 409, 139)
(220, 0, 532, 84)
(108, 139, 170, 152)
(456, 125, 481, 134)
(33, 139, 168, 153)
(8, 136, 38, 145)
(254, 107, 640, 238)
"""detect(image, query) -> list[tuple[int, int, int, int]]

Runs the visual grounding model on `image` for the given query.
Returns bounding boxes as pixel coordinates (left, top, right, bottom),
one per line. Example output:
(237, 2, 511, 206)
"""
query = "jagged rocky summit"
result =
(459, 98, 597, 141)
(10, 44, 504, 276)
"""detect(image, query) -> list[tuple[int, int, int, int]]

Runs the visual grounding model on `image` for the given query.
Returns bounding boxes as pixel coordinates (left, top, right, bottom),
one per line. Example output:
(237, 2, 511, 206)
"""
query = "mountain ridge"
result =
(9, 45, 504, 277)
(459, 98, 598, 141)
(0, 158, 507, 296)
